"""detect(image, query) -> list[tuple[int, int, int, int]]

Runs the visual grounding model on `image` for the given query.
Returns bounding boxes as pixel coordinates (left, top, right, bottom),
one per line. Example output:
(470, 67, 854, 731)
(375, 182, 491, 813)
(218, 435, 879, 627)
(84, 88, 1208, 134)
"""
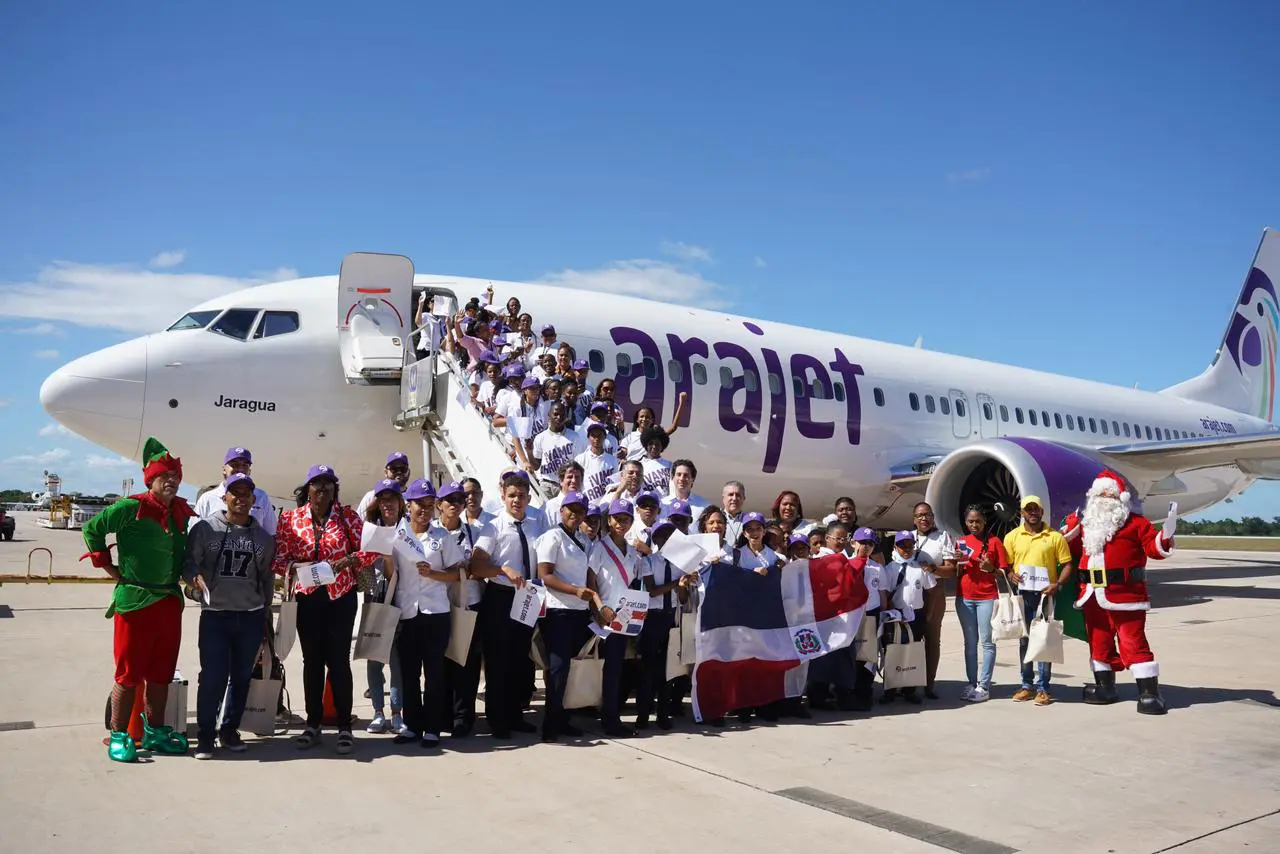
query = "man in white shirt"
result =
(356, 452, 412, 517)
(662, 458, 709, 523)
(193, 447, 276, 534)
(721, 480, 747, 544)
(531, 402, 585, 493)
(542, 462, 585, 527)
(575, 423, 618, 504)
(472, 471, 546, 739)
(528, 324, 559, 367)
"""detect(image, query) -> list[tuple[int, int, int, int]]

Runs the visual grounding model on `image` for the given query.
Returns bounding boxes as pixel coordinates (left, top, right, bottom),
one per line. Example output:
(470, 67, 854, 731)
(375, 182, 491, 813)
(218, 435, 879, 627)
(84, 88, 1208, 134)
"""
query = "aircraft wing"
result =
(1097, 431, 1280, 478)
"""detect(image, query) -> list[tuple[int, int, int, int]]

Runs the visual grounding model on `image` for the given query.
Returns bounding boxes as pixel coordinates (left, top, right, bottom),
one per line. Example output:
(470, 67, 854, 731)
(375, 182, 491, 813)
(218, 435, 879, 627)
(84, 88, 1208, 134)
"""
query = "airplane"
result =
(38, 229, 1280, 537)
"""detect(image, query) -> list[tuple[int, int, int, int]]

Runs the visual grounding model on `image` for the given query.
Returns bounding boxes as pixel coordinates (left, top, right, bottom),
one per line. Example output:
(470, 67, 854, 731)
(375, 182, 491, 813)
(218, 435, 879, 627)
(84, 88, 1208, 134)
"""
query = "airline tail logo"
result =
(1223, 266, 1279, 420)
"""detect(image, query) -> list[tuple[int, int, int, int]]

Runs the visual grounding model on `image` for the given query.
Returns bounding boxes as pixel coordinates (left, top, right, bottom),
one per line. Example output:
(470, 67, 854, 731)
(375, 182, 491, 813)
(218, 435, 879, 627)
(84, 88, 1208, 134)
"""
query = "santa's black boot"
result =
(1135, 677, 1168, 715)
(1083, 670, 1119, 705)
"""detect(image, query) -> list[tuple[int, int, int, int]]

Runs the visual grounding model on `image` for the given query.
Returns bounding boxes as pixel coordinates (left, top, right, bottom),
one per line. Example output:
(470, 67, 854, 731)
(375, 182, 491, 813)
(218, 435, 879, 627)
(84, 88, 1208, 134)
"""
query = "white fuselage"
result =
(40, 274, 1273, 529)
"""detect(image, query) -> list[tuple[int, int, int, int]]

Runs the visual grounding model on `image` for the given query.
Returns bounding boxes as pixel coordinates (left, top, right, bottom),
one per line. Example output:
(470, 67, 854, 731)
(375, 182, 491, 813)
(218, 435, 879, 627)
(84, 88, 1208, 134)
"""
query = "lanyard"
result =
(599, 537, 631, 587)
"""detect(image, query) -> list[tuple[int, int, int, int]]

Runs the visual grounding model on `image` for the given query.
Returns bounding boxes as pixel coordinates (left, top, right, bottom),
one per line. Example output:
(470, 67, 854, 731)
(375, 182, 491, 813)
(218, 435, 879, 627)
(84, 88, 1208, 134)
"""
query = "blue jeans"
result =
(956, 598, 996, 689)
(367, 644, 403, 714)
(1018, 590, 1052, 691)
(197, 609, 267, 742)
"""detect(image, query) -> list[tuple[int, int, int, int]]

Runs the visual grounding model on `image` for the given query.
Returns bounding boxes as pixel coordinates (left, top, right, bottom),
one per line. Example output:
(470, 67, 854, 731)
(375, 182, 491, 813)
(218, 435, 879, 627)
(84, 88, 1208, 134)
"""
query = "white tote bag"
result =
(240, 643, 284, 736)
(446, 606, 478, 666)
(353, 569, 400, 664)
(855, 612, 880, 663)
(666, 608, 697, 681)
(1023, 594, 1065, 665)
(881, 622, 927, 690)
(564, 636, 605, 710)
(274, 570, 298, 662)
(990, 572, 1026, 642)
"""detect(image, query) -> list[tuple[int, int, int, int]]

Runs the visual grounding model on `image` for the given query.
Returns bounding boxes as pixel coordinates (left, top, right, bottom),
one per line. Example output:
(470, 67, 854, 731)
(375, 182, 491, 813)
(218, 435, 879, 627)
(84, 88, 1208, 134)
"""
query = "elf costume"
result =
(82, 437, 196, 762)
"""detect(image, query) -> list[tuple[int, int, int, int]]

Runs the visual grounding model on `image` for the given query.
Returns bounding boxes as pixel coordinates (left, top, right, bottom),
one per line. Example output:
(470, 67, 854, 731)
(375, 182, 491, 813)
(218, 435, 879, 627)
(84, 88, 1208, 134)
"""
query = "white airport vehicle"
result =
(38, 231, 1280, 535)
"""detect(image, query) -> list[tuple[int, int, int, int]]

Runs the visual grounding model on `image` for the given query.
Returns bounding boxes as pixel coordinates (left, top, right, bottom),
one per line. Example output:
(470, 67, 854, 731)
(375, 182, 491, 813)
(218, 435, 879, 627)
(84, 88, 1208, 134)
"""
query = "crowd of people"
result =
(81, 288, 1174, 764)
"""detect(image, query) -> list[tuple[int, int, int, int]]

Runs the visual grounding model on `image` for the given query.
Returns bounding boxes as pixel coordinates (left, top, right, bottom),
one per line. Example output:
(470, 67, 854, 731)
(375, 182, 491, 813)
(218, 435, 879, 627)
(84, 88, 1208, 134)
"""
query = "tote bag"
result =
(241, 641, 284, 736)
(564, 636, 605, 709)
(447, 606, 478, 666)
(275, 568, 298, 661)
(1023, 594, 1065, 665)
(353, 567, 400, 664)
(881, 622, 926, 690)
(990, 572, 1026, 642)
(855, 612, 880, 663)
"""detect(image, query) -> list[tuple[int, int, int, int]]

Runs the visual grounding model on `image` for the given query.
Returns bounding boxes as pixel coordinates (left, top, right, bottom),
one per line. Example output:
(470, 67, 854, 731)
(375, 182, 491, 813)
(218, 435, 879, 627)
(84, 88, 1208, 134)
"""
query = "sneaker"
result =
(366, 712, 388, 734)
(971, 686, 990, 703)
(1012, 687, 1036, 702)
(219, 730, 247, 753)
(1034, 690, 1054, 706)
(960, 685, 976, 701)
(194, 741, 215, 760)
(390, 713, 404, 733)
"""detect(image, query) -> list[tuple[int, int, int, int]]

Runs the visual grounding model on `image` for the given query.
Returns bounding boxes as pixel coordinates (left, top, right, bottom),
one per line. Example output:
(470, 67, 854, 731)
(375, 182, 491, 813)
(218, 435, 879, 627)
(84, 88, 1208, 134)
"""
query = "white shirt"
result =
(535, 526, 592, 610)
(642, 553, 680, 611)
(589, 536, 641, 605)
(732, 544, 780, 570)
(532, 428, 585, 484)
(356, 487, 411, 519)
(619, 430, 645, 460)
(193, 483, 277, 535)
(640, 457, 673, 494)
(393, 525, 465, 618)
(432, 518, 493, 608)
(862, 558, 888, 611)
(723, 512, 744, 546)
(886, 558, 937, 612)
(485, 510, 547, 588)
(913, 528, 956, 568)
(575, 449, 619, 503)
(661, 493, 709, 523)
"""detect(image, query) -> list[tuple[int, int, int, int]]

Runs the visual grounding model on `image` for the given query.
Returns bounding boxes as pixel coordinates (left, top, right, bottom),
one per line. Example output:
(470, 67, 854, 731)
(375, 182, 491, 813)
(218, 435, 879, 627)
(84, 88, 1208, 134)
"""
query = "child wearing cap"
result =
(851, 526, 890, 711)
(731, 512, 782, 574)
(881, 531, 935, 705)
(626, 490, 664, 556)
(588, 499, 644, 737)
(636, 521, 697, 730)
(192, 447, 277, 534)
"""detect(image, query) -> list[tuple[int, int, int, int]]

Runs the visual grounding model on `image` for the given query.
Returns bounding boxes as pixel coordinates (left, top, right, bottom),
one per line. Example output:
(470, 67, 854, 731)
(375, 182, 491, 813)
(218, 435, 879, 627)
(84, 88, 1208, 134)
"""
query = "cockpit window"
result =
(209, 309, 261, 341)
(167, 310, 220, 331)
(253, 311, 300, 339)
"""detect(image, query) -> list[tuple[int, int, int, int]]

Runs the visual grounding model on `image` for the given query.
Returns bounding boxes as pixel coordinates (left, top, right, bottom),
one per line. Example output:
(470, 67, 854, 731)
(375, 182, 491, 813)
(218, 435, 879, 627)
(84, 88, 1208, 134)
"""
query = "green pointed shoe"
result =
(107, 731, 138, 763)
(141, 716, 189, 755)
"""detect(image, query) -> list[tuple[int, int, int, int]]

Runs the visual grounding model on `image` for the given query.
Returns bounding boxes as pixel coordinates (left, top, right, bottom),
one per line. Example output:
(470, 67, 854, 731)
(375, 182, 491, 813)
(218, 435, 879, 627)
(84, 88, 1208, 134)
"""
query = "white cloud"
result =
(659, 241, 714, 264)
(2, 448, 72, 466)
(0, 259, 299, 333)
(0, 398, 13, 408)
(38, 424, 74, 438)
(149, 250, 186, 268)
(536, 258, 729, 309)
(946, 167, 992, 184)
(12, 322, 60, 335)
(753, 256, 768, 268)
(32, 349, 59, 359)
(85, 454, 135, 469)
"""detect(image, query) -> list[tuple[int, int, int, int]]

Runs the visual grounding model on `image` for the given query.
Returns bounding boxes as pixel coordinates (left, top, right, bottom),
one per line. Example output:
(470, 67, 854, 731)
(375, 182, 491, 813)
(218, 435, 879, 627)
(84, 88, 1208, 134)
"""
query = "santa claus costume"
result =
(1062, 469, 1172, 715)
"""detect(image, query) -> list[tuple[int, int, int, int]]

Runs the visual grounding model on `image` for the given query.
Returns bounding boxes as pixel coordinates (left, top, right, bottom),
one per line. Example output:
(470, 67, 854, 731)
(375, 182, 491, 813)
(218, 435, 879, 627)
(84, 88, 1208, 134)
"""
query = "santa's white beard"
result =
(1082, 495, 1129, 557)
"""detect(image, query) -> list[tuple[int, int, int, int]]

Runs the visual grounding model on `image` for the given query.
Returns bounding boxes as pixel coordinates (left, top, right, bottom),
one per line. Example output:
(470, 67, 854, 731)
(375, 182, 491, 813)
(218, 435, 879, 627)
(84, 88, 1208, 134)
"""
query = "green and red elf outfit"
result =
(82, 437, 195, 762)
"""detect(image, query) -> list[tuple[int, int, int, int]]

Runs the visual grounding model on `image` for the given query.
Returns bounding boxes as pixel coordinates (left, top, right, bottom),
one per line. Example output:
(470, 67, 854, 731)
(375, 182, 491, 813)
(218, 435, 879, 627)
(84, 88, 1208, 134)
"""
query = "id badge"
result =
(1018, 564, 1050, 591)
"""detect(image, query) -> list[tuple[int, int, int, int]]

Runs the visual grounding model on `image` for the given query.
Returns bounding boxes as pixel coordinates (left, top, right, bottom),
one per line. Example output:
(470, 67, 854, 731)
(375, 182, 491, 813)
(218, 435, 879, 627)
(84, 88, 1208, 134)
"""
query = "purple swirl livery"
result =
(1223, 266, 1278, 420)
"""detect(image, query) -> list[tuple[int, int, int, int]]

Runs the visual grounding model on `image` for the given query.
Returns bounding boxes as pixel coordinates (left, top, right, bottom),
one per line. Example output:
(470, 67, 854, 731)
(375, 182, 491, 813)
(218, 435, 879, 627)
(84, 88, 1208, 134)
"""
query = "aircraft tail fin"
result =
(1162, 228, 1280, 422)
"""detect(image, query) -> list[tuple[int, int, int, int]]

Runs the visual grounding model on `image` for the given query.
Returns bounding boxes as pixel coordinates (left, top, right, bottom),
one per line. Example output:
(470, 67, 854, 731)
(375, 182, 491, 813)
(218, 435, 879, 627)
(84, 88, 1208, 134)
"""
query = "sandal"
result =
(295, 727, 320, 749)
(336, 730, 354, 755)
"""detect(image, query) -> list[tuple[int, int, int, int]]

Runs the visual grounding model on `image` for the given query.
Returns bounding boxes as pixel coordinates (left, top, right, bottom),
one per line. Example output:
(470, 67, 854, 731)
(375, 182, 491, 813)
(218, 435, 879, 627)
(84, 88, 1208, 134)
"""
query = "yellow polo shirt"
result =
(1003, 525, 1072, 583)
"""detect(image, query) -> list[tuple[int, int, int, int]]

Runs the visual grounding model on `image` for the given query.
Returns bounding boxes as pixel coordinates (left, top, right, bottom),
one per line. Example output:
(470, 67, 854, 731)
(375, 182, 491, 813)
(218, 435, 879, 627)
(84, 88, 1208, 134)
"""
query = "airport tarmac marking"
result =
(0, 721, 35, 732)
(1149, 806, 1280, 853)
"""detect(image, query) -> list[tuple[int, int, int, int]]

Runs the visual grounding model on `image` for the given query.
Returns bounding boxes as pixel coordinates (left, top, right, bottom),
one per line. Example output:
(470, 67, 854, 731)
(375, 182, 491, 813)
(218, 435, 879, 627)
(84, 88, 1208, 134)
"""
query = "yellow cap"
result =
(1021, 495, 1044, 510)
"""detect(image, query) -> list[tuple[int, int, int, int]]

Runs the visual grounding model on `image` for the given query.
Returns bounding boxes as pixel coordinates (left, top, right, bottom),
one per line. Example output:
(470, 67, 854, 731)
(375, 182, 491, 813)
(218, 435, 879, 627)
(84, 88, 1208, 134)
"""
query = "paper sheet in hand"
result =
(508, 416, 534, 439)
(295, 561, 336, 590)
(361, 522, 397, 555)
(658, 529, 705, 574)
(1164, 501, 1178, 539)
(393, 524, 428, 565)
(509, 582, 546, 627)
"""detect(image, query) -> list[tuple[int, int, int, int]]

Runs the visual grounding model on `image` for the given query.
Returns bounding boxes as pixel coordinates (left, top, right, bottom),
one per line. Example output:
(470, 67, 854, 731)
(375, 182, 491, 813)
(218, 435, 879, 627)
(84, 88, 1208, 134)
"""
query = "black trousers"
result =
(443, 603, 483, 728)
(295, 589, 358, 730)
(540, 608, 592, 734)
(397, 611, 452, 738)
(601, 633, 630, 727)
(480, 584, 534, 732)
(636, 608, 674, 723)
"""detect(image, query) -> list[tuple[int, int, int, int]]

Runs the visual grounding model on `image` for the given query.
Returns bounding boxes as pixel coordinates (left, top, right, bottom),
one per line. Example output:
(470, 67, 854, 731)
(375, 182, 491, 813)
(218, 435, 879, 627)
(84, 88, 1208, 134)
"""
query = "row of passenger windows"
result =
(168, 309, 301, 341)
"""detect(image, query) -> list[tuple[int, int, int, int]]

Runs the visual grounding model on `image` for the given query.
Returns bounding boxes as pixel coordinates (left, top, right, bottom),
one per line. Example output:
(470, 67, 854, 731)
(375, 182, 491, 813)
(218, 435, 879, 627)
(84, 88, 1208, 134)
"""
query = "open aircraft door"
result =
(337, 252, 415, 384)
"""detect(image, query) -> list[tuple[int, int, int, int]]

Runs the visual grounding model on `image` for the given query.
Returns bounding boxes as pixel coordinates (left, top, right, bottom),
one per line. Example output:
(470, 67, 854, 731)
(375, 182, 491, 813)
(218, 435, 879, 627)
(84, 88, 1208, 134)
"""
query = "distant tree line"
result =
(1180, 516, 1280, 536)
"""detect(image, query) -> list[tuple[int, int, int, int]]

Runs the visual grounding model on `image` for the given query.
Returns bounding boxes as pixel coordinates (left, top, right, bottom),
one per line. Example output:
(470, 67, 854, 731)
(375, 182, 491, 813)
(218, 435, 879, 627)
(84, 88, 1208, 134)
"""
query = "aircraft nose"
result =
(39, 337, 147, 460)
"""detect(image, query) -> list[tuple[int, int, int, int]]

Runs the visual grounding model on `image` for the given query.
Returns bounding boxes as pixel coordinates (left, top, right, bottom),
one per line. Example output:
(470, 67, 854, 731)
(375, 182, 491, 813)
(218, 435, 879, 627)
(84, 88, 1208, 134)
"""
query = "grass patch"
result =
(1176, 536, 1280, 552)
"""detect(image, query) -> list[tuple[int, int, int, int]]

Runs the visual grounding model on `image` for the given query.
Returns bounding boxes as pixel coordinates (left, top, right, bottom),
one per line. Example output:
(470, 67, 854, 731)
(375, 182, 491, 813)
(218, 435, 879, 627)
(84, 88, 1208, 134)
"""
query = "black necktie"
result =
(514, 519, 531, 579)
(663, 560, 672, 610)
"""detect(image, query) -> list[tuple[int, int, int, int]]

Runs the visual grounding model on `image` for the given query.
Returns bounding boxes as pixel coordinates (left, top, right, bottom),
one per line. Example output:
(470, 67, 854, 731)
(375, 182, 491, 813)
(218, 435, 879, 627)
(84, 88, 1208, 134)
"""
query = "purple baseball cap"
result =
(541, 324, 556, 335)
(386, 451, 409, 467)
(650, 520, 676, 540)
(436, 481, 464, 501)
(403, 478, 436, 501)
(788, 533, 809, 547)
(500, 468, 531, 485)
(478, 349, 501, 364)
(520, 376, 540, 390)
(667, 499, 693, 519)
(634, 490, 661, 507)
(502, 364, 524, 378)
(224, 446, 252, 465)
(224, 472, 256, 491)
(590, 401, 609, 414)
(306, 464, 338, 483)
(741, 511, 767, 527)
(853, 526, 877, 543)
(894, 530, 916, 545)
(560, 490, 588, 510)
(491, 335, 508, 347)
(373, 477, 403, 496)
(585, 502, 604, 518)
(608, 498, 634, 518)
(585, 421, 607, 434)
(572, 359, 589, 371)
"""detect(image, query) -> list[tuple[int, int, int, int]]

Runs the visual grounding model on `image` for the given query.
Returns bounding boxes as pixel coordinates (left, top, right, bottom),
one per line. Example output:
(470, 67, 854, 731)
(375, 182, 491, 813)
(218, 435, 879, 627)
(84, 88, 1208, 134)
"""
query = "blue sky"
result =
(1, 2, 1278, 517)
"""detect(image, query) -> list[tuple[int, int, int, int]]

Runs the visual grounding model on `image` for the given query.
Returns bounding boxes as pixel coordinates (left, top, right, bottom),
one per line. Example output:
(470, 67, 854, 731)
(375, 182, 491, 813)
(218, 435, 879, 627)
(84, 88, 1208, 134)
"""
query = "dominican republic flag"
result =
(693, 553, 869, 722)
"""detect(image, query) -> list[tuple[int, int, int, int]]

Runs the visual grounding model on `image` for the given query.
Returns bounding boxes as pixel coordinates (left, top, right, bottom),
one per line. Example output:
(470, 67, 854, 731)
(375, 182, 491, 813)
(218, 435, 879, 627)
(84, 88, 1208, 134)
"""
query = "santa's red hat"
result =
(1087, 469, 1129, 502)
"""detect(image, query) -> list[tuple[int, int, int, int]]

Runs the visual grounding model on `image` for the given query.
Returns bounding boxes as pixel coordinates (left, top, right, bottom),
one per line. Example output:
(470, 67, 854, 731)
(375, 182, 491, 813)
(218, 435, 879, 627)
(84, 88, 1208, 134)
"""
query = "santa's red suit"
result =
(1061, 469, 1172, 715)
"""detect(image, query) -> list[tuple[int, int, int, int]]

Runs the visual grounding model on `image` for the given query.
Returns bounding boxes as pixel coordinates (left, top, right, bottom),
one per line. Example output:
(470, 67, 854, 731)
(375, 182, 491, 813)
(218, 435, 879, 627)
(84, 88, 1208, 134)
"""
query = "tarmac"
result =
(0, 509, 1277, 854)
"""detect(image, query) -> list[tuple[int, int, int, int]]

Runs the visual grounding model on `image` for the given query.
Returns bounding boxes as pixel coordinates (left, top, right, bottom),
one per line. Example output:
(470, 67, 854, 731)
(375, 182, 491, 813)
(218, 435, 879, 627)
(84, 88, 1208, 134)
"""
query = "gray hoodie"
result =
(184, 511, 277, 612)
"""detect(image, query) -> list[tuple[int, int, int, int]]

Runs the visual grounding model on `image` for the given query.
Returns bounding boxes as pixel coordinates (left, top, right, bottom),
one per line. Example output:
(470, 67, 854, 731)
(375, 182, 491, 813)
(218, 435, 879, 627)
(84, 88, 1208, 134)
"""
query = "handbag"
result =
(1023, 594, 1065, 665)
(274, 568, 298, 662)
(563, 636, 605, 709)
(880, 622, 926, 689)
(353, 567, 400, 664)
(241, 639, 285, 736)
(666, 608, 698, 680)
(990, 571, 1026, 642)
(447, 605, 478, 666)
(855, 612, 880, 663)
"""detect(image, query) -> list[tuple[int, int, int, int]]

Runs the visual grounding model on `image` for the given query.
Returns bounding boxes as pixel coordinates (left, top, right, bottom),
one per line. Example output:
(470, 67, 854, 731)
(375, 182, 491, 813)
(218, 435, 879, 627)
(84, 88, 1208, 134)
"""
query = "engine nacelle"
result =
(924, 438, 1123, 535)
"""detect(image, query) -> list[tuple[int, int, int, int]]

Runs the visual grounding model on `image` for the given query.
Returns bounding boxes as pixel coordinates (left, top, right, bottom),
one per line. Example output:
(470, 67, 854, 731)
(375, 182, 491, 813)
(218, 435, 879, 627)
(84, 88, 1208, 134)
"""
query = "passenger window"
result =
(940, 397, 951, 415)
(1112, 421, 1121, 435)
(1145, 426, 1152, 440)
(1123, 423, 1131, 438)
(589, 350, 605, 373)
(956, 399, 966, 417)
(744, 371, 759, 392)
(999, 405, 1009, 422)
(834, 382, 845, 402)
(1101, 420, 1109, 435)
(793, 377, 805, 398)
(812, 380, 828, 400)
(643, 357, 659, 380)
(767, 373, 782, 395)
(925, 395, 936, 414)
(1132, 423, 1140, 437)
(693, 363, 707, 385)
(874, 387, 885, 407)
(1089, 418, 1097, 433)
(167, 310, 220, 331)
(668, 360, 684, 384)
(1066, 414, 1074, 430)
(253, 311, 300, 339)
(1028, 410, 1038, 426)
(1054, 413, 1063, 429)
(1041, 410, 1050, 426)
(617, 353, 632, 375)
(719, 367, 733, 388)
(210, 309, 261, 341)
(1015, 407, 1024, 424)
(983, 403, 993, 420)
(909, 393, 920, 411)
